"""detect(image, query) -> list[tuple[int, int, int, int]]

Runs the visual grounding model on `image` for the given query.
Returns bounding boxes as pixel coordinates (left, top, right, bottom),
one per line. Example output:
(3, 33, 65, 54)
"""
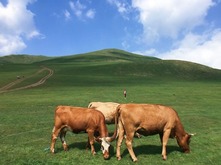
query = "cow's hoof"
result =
(64, 146, 68, 151)
(162, 155, 167, 160)
(50, 148, 55, 154)
(117, 156, 121, 160)
(132, 158, 138, 162)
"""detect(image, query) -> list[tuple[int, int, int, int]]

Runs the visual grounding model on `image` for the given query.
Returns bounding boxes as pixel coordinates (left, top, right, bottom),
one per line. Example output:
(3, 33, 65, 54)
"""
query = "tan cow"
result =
(88, 102, 120, 124)
(88, 102, 142, 138)
(50, 106, 115, 159)
(115, 104, 193, 162)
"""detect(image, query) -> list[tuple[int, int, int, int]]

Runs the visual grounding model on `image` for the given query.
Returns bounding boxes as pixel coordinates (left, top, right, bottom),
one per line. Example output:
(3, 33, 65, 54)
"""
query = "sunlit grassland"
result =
(1, 81, 220, 164)
(0, 64, 40, 86)
(0, 54, 221, 164)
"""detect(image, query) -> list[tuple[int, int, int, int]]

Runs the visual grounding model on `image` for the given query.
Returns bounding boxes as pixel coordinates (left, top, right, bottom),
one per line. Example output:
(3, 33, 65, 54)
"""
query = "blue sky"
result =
(0, 0, 221, 69)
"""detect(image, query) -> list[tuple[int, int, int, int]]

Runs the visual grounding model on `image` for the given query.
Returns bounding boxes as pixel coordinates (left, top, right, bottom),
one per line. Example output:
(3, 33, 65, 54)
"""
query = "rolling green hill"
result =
(34, 49, 159, 64)
(38, 48, 221, 81)
(0, 54, 52, 64)
(0, 49, 221, 83)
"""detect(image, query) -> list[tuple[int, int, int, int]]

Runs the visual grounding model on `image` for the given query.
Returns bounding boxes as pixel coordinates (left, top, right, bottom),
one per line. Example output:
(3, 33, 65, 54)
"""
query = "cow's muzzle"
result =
(103, 151, 110, 160)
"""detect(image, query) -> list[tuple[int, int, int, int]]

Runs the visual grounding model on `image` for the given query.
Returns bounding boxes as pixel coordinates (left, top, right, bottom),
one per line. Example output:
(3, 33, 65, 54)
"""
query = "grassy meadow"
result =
(0, 49, 221, 164)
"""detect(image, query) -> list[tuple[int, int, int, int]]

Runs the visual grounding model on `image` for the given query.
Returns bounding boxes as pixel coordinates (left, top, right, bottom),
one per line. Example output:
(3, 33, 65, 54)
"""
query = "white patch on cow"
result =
(100, 137, 110, 154)
(52, 126, 55, 133)
(61, 136, 65, 143)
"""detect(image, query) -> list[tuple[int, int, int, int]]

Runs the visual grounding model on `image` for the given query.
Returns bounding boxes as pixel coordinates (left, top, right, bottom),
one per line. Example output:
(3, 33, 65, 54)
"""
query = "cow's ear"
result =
(95, 137, 102, 143)
(105, 137, 112, 143)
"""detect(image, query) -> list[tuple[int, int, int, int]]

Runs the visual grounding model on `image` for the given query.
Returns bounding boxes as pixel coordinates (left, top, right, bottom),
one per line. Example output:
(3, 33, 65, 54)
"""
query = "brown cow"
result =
(50, 106, 115, 159)
(115, 104, 193, 161)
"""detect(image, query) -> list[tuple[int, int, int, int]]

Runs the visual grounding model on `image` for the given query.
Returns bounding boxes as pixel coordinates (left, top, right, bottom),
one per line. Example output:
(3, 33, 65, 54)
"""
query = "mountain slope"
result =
(0, 54, 52, 64)
(0, 49, 220, 82)
(36, 49, 159, 64)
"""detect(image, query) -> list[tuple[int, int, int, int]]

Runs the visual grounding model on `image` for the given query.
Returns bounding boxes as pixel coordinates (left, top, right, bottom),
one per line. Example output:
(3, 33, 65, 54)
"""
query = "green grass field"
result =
(0, 49, 221, 164)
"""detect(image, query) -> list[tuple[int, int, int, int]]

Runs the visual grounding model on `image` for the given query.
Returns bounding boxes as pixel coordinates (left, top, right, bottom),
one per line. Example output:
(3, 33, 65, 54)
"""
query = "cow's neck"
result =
(99, 122, 108, 137)
(175, 121, 187, 141)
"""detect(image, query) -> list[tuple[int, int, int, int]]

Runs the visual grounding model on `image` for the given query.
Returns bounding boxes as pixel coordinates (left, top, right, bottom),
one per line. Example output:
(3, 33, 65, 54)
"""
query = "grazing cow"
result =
(50, 106, 115, 160)
(88, 102, 120, 124)
(115, 104, 193, 162)
(88, 102, 142, 138)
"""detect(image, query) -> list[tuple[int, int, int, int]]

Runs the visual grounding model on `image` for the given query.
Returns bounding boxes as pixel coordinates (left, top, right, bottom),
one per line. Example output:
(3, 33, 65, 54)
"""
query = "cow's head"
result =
(100, 137, 111, 160)
(177, 133, 193, 153)
(97, 131, 117, 159)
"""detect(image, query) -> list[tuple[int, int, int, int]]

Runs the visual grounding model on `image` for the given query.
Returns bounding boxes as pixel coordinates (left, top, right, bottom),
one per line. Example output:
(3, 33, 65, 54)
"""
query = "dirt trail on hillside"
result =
(0, 67, 54, 94)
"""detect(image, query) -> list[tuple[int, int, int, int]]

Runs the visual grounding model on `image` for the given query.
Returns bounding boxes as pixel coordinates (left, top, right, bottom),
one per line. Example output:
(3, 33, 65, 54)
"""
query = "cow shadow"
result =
(55, 141, 92, 152)
(119, 144, 181, 158)
(54, 141, 180, 159)
(55, 141, 115, 157)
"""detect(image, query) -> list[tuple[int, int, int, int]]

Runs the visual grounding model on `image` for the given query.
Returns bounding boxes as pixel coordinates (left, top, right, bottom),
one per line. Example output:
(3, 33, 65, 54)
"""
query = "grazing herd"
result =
(50, 102, 194, 162)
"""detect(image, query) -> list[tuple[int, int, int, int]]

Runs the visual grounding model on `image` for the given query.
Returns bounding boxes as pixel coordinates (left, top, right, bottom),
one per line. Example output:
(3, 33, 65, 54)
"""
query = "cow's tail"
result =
(88, 102, 92, 108)
(109, 104, 121, 142)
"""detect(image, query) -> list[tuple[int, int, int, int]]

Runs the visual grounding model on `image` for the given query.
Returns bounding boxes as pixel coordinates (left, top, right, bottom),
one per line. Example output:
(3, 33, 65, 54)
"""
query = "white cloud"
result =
(0, 34, 26, 55)
(86, 9, 95, 19)
(69, 0, 95, 20)
(107, 0, 128, 13)
(69, 1, 85, 18)
(64, 10, 71, 21)
(107, 0, 132, 19)
(131, 0, 215, 42)
(129, 0, 221, 69)
(160, 30, 221, 69)
(133, 48, 158, 57)
(0, 0, 40, 55)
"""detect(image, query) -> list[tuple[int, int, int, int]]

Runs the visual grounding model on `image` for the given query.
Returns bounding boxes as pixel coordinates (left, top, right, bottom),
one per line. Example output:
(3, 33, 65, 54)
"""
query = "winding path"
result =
(0, 67, 54, 94)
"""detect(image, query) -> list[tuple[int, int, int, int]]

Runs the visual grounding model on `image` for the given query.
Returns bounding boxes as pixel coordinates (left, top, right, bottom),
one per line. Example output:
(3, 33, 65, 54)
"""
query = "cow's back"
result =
(54, 106, 106, 132)
(88, 102, 120, 124)
(118, 104, 180, 135)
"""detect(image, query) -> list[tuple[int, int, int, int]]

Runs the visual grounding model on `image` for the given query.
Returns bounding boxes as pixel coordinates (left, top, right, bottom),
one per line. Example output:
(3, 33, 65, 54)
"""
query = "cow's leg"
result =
(116, 120, 124, 160)
(161, 129, 171, 160)
(50, 126, 61, 153)
(86, 137, 90, 150)
(60, 128, 68, 151)
(159, 133, 163, 143)
(135, 132, 142, 138)
(125, 130, 137, 162)
(87, 131, 96, 155)
(86, 131, 99, 150)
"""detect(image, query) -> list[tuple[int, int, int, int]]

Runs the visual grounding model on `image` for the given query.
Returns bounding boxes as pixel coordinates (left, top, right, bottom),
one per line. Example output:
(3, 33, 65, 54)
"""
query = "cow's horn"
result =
(106, 136, 115, 142)
(106, 131, 118, 142)
(189, 133, 196, 136)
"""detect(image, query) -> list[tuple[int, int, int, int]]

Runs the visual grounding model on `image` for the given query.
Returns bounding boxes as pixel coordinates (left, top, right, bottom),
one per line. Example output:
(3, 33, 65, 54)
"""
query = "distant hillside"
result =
(0, 54, 52, 64)
(73, 49, 160, 62)
(1, 49, 220, 81)
(37, 49, 159, 64)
